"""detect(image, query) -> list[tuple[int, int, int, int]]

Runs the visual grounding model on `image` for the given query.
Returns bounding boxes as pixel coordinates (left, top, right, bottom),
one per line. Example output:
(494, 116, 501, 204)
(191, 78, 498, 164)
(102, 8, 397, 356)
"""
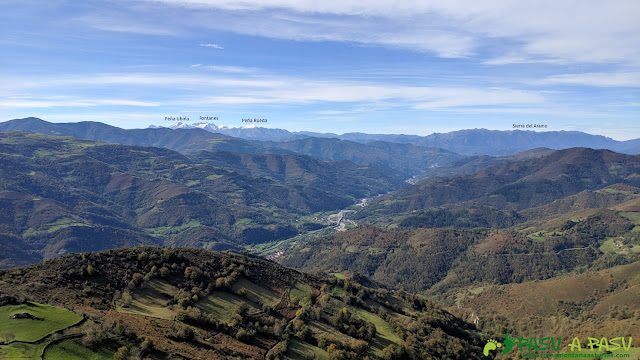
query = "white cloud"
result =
(187, 10, 475, 57)
(426, 106, 626, 119)
(0, 98, 159, 108)
(77, 14, 178, 35)
(315, 110, 355, 115)
(482, 54, 566, 66)
(199, 65, 257, 73)
(2, 72, 547, 109)
(92, 23, 176, 35)
(200, 43, 224, 49)
(96, 99, 160, 106)
(140, 0, 640, 65)
(414, 88, 544, 109)
(197, 96, 277, 104)
(11, 73, 284, 88)
(536, 72, 640, 88)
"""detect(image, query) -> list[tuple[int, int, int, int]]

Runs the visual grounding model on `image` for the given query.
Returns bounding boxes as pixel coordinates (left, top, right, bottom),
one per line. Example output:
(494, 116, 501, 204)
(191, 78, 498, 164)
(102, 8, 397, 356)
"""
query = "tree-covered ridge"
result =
(0, 247, 490, 359)
(452, 261, 640, 351)
(282, 205, 640, 294)
(358, 147, 640, 220)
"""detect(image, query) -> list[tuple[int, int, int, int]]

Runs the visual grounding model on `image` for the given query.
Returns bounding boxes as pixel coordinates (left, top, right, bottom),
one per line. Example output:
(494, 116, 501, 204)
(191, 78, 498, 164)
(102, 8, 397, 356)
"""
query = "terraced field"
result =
(196, 291, 261, 324)
(231, 278, 281, 307)
(43, 337, 124, 360)
(289, 280, 313, 306)
(284, 338, 329, 360)
(349, 306, 403, 358)
(117, 279, 178, 320)
(307, 321, 359, 346)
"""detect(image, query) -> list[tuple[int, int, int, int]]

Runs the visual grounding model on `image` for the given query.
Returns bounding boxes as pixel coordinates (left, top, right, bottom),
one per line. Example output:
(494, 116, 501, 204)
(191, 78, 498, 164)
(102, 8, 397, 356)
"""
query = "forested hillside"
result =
(0, 247, 489, 359)
(0, 132, 404, 267)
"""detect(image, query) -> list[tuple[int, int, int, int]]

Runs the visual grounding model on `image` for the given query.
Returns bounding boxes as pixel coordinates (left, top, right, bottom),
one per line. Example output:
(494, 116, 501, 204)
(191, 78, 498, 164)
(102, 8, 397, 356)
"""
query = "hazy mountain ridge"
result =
(157, 120, 640, 156)
(0, 118, 464, 180)
(167, 121, 311, 142)
(0, 117, 268, 154)
(412, 128, 640, 156)
(191, 150, 407, 197)
(409, 147, 557, 182)
(265, 137, 462, 179)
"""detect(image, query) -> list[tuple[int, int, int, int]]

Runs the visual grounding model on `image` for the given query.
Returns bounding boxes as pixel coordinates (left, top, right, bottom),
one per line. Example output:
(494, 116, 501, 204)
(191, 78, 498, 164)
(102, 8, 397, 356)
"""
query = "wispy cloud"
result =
(142, 0, 640, 65)
(482, 54, 566, 66)
(6, 73, 283, 88)
(413, 88, 544, 110)
(3, 0, 637, 140)
(200, 43, 224, 49)
(2, 72, 546, 109)
(199, 65, 257, 73)
(92, 23, 176, 35)
(536, 72, 640, 88)
(77, 14, 178, 35)
(426, 106, 629, 119)
(0, 97, 159, 108)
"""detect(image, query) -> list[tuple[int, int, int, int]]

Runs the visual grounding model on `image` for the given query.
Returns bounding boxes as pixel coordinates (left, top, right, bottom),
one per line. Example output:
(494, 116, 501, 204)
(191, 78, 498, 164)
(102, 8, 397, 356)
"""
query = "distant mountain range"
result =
(0, 118, 464, 179)
(158, 120, 640, 156)
(155, 121, 312, 142)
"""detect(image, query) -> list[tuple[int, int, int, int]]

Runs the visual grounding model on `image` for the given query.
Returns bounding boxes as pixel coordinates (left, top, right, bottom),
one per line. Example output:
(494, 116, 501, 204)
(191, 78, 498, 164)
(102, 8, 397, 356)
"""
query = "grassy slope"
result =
(307, 321, 360, 346)
(231, 278, 281, 307)
(0, 302, 83, 359)
(455, 261, 640, 342)
(350, 306, 403, 357)
(0, 302, 83, 342)
(284, 339, 330, 360)
(289, 280, 313, 306)
(43, 338, 123, 360)
(195, 291, 261, 324)
(0, 341, 48, 359)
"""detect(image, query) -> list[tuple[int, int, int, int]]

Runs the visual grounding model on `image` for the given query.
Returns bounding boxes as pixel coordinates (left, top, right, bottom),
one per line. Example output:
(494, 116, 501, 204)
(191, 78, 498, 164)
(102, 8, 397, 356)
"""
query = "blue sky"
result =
(1, 1, 639, 139)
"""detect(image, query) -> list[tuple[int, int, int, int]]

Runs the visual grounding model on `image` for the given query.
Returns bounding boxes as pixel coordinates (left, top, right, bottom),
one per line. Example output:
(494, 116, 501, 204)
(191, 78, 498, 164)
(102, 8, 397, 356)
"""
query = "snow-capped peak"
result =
(167, 121, 222, 130)
(192, 122, 217, 129)
(169, 121, 190, 129)
(149, 121, 310, 142)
